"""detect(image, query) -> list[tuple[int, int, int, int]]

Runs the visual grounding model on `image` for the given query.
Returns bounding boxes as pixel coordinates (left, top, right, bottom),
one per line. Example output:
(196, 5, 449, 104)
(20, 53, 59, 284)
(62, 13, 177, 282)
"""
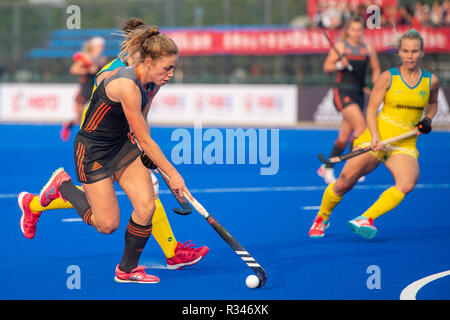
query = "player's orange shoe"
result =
(309, 215, 330, 238)
(18, 192, 42, 239)
(114, 265, 160, 284)
(166, 240, 209, 269)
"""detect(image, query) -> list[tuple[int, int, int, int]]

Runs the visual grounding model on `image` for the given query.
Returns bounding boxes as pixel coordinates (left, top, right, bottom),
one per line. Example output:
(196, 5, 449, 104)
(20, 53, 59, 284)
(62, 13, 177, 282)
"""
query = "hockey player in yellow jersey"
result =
(309, 30, 440, 239)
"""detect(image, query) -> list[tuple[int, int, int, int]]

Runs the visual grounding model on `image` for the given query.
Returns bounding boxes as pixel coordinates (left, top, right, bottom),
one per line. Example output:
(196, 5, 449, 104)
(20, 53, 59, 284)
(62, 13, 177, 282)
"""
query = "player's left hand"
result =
(417, 117, 432, 134)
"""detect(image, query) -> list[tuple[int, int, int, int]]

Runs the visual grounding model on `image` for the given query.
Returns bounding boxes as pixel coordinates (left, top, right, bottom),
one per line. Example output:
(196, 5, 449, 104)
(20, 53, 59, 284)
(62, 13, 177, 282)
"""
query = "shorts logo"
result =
(92, 161, 102, 171)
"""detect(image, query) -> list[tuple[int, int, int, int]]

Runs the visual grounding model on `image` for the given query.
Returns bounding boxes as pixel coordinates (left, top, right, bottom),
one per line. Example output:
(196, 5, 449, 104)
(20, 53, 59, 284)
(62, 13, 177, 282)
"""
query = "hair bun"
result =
(146, 26, 160, 37)
(122, 18, 146, 33)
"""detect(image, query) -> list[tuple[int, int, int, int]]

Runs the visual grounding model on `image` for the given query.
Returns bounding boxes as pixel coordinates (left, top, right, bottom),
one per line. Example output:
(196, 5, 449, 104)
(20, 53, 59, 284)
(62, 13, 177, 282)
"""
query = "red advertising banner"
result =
(164, 26, 449, 56)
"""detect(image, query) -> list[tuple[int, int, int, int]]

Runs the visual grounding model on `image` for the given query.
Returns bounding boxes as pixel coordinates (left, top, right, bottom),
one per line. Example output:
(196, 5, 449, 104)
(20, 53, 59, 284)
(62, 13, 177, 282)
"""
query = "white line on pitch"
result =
(61, 218, 83, 222)
(301, 206, 321, 210)
(400, 270, 450, 300)
(2, 183, 449, 200)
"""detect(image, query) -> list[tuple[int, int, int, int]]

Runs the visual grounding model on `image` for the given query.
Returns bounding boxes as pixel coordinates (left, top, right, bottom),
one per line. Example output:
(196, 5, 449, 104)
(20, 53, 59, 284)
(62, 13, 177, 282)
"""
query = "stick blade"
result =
(318, 153, 333, 165)
(253, 267, 267, 288)
(172, 201, 193, 215)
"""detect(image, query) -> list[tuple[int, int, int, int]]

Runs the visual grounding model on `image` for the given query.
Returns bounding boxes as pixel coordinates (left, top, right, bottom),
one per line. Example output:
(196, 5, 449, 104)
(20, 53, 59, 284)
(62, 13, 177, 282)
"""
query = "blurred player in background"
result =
(318, 16, 380, 184)
(19, 21, 208, 281)
(61, 37, 106, 142)
(309, 30, 439, 239)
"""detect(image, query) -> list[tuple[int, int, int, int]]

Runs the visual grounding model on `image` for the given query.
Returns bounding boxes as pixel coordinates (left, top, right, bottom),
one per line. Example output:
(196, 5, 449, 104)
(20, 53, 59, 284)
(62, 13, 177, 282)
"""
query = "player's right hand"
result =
(371, 136, 383, 152)
(168, 172, 193, 201)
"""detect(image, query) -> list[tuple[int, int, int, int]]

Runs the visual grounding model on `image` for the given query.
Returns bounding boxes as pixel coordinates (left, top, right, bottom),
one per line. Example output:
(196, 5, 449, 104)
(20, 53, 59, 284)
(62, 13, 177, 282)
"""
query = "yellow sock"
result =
(362, 186, 405, 220)
(318, 182, 343, 221)
(29, 196, 74, 212)
(29, 185, 85, 212)
(152, 198, 177, 259)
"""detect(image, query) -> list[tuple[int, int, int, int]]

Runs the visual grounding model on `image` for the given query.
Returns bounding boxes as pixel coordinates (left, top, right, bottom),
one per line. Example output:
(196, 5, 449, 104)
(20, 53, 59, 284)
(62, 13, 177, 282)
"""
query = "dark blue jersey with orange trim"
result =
(80, 66, 155, 141)
(336, 40, 369, 91)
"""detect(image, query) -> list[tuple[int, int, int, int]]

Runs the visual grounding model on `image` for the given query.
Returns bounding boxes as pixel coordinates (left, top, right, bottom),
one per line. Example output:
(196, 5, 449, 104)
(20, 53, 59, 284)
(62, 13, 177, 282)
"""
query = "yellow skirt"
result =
(354, 121, 419, 162)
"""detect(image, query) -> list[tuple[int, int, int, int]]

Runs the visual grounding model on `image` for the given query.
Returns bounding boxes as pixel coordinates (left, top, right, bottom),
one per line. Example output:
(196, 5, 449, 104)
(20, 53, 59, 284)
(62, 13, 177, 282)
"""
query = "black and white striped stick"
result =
(158, 170, 267, 288)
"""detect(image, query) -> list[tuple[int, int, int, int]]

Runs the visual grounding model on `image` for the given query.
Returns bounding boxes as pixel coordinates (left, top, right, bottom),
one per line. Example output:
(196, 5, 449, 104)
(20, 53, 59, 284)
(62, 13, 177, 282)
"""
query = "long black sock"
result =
(59, 181, 93, 225)
(325, 145, 344, 168)
(119, 218, 153, 273)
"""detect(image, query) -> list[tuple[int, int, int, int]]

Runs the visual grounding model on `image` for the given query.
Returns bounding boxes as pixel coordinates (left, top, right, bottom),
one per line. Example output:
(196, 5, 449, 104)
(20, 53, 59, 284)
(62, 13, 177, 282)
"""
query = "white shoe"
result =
(317, 164, 336, 184)
(358, 175, 366, 183)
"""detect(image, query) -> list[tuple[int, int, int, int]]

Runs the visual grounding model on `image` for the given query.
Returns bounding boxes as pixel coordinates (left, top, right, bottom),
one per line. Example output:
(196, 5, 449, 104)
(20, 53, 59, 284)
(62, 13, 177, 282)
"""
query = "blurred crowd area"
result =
(0, 0, 449, 86)
(310, 0, 450, 29)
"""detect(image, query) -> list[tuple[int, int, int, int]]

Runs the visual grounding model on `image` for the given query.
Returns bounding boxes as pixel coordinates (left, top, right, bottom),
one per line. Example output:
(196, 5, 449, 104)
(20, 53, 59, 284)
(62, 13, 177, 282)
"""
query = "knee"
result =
(96, 220, 120, 235)
(335, 174, 356, 194)
(133, 198, 156, 223)
(395, 182, 415, 195)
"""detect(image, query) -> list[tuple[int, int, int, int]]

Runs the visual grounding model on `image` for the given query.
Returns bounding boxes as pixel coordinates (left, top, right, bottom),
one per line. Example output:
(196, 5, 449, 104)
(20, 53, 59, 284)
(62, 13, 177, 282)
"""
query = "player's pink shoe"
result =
(317, 164, 337, 184)
(18, 192, 42, 239)
(60, 123, 71, 142)
(309, 215, 330, 238)
(166, 240, 209, 270)
(348, 216, 377, 239)
(39, 167, 71, 207)
(114, 265, 160, 284)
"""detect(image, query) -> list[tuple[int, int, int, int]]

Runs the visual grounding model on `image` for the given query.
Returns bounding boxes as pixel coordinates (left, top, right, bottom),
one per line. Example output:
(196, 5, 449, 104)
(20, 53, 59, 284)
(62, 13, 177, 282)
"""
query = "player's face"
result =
(147, 54, 178, 86)
(399, 39, 424, 70)
(91, 44, 104, 58)
(347, 22, 364, 42)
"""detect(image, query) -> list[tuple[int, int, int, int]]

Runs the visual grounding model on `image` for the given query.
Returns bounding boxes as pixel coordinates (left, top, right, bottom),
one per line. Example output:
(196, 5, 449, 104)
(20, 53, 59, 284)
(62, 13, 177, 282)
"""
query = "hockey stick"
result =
(158, 169, 267, 288)
(322, 29, 354, 72)
(141, 152, 192, 215)
(322, 29, 371, 89)
(318, 129, 418, 165)
(157, 169, 193, 215)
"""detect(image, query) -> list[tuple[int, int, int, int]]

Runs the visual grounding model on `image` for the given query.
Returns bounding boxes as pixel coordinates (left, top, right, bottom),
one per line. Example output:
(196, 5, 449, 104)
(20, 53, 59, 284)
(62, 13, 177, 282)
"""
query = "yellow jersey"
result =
(354, 67, 432, 160)
(377, 67, 431, 140)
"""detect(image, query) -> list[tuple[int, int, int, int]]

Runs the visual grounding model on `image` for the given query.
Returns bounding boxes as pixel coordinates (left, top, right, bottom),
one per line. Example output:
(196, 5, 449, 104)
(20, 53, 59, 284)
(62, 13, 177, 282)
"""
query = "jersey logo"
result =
(418, 90, 427, 99)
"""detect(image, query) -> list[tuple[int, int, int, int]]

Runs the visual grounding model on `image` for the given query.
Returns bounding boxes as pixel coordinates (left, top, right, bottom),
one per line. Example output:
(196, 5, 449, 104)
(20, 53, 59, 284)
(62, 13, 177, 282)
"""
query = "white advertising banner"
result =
(149, 84, 298, 126)
(0, 83, 297, 126)
(0, 83, 78, 122)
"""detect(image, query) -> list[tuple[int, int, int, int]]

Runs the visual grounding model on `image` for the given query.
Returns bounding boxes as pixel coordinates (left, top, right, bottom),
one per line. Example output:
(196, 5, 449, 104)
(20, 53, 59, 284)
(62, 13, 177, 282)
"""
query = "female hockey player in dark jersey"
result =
(37, 25, 191, 283)
(318, 16, 380, 184)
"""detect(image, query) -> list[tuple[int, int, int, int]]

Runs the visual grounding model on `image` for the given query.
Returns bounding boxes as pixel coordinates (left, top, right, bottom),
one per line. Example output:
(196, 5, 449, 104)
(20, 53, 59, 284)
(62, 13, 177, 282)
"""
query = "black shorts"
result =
(332, 88, 364, 112)
(73, 131, 141, 184)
